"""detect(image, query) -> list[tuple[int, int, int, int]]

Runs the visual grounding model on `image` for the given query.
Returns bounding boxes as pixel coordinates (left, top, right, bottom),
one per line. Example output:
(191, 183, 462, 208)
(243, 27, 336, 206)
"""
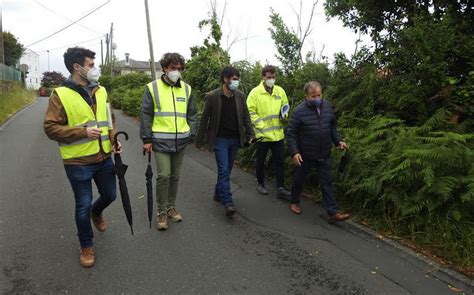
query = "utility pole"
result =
(109, 22, 114, 77)
(144, 0, 157, 80)
(0, 6, 5, 64)
(47, 50, 50, 71)
(105, 33, 109, 65)
(100, 39, 104, 66)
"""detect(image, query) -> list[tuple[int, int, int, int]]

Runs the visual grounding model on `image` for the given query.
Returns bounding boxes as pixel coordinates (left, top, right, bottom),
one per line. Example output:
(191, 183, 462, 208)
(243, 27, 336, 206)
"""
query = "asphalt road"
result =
(1, 97, 472, 294)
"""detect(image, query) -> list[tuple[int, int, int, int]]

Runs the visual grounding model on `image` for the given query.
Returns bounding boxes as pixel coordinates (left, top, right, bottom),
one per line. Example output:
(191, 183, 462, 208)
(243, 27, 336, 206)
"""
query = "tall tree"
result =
(184, 3, 230, 108)
(268, 9, 302, 74)
(3, 32, 24, 67)
(325, 0, 474, 124)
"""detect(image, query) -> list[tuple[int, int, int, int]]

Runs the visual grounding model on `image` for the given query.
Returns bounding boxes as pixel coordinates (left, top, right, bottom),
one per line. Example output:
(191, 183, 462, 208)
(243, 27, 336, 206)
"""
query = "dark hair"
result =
(160, 52, 185, 69)
(63, 47, 95, 74)
(220, 66, 240, 83)
(261, 65, 276, 76)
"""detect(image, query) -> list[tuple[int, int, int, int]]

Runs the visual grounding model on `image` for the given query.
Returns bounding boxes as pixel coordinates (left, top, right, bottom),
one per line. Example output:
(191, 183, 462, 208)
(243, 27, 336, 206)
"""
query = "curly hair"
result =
(159, 52, 185, 70)
(261, 65, 276, 76)
(63, 47, 95, 74)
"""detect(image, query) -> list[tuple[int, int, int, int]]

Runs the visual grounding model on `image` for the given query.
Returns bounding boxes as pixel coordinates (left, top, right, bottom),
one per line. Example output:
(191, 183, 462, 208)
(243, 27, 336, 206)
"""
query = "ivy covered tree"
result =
(184, 7, 230, 109)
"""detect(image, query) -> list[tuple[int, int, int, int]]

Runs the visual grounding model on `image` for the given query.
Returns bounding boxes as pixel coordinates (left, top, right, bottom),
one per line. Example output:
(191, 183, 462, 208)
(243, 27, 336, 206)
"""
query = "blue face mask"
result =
(308, 97, 322, 108)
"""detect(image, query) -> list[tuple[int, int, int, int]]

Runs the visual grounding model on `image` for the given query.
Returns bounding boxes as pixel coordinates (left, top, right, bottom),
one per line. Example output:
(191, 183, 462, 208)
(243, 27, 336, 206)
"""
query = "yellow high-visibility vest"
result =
(55, 86, 112, 159)
(147, 79, 191, 140)
(247, 81, 289, 142)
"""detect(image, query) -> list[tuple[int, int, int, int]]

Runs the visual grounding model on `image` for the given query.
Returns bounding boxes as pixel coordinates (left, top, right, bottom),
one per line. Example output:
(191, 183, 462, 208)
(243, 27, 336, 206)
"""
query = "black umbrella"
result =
(113, 131, 134, 235)
(144, 151, 153, 228)
(338, 149, 350, 174)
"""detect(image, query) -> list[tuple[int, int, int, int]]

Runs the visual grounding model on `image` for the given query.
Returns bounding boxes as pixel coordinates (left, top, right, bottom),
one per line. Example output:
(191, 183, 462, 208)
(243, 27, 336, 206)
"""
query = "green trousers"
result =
(154, 150, 185, 213)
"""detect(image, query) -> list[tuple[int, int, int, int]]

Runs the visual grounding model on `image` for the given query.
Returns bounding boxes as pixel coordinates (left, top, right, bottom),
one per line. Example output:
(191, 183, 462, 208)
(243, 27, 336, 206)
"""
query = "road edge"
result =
(0, 97, 39, 131)
(344, 218, 474, 291)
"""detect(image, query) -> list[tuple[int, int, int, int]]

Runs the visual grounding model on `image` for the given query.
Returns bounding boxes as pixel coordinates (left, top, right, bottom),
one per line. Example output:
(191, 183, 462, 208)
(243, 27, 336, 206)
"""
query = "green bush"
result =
(98, 75, 112, 91)
(107, 72, 151, 116)
(111, 72, 151, 90)
(121, 88, 144, 117)
(332, 111, 474, 266)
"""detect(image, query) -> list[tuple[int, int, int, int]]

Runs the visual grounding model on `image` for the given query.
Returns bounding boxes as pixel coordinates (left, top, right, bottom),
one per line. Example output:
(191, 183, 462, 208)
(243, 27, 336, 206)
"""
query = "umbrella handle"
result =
(114, 131, 129, 149)
(143, 150, 152, 163)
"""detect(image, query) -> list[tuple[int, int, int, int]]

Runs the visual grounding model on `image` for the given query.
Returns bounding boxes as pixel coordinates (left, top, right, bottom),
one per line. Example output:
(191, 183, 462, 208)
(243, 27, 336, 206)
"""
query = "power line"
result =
(33, 0, 103, 36)
(36, 37, 103, 53)
(26, 0, 110, 47)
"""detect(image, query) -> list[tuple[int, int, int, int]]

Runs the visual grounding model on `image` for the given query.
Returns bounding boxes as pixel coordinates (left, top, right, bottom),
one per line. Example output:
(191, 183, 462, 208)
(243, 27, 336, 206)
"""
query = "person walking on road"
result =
(195, 66, 255, 216)
(247, 65, 291, 199)
(44, 47, 122, 267)
(286, 81, 350, 223)
(140, 52, 197, 231)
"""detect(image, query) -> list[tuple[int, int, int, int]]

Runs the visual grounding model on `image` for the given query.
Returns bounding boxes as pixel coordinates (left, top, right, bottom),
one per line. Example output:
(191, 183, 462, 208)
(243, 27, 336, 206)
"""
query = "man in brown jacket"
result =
(44, 47, 121, 268)
(195, 66, 255, 216)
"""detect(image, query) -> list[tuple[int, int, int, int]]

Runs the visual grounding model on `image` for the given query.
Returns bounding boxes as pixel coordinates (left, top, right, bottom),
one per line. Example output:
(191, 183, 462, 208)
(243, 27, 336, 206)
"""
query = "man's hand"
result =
(143, 143, 152, 153)
(293, 153, 303, 167)
(249, 137, 258, 144)
(112, 140, 123, 154)
(86, 127, 102, 139)
(338, 141, 348, 150)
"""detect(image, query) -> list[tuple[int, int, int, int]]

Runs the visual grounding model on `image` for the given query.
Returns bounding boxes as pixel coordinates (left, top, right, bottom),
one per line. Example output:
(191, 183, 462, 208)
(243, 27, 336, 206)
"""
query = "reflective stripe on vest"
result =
(55, 86, 112, 159)
(58, 134, 110, 146)
(147, 79, 191, 139)
(248, 82, 287, 142)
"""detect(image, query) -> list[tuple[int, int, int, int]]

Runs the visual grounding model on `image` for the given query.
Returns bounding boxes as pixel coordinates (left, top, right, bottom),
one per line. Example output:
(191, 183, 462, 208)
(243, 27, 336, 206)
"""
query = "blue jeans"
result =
(290, 158, 339, 215)
(213, 137, 240, 206)
(64, 157, 117, 248)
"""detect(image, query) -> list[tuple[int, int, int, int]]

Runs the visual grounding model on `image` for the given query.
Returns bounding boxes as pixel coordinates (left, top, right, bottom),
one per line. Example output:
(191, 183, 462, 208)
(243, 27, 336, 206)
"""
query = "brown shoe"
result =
(328, 212, 350, 223)
(290, 204, 302, 215)
(167, 208, 183, 223)
(79, 247, 95, 268)
(91, 214, 108, 232)
(156, 213, 168, 231)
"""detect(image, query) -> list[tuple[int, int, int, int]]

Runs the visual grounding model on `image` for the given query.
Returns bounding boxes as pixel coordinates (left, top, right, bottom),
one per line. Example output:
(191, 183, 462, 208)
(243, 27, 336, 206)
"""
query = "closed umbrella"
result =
(144, 151, 153, 228)
(113, 131, 134, 235)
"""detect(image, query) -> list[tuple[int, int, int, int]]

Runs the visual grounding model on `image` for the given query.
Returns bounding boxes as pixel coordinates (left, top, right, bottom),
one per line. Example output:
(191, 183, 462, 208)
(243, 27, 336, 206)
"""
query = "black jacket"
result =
(195, 87, 254, 151)
(286, 99, 342, 160)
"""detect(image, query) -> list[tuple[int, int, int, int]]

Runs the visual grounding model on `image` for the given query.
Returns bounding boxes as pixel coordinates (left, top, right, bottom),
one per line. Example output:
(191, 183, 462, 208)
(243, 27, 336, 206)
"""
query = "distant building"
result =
(114, 53, 163, 77)
(19, 48, 41, 89)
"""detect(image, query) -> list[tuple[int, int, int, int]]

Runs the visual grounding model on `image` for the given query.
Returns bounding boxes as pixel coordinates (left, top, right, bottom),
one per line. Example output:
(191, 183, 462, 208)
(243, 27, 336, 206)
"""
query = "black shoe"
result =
(225, 205, 235, 217)
(277, 187, 292, 202)
(256, 183, 269, 195)
(277, 187, 291, 196)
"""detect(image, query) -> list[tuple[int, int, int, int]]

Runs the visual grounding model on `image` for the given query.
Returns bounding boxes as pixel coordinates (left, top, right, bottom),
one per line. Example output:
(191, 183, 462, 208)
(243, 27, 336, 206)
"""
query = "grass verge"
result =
(0, 82, 36, 124)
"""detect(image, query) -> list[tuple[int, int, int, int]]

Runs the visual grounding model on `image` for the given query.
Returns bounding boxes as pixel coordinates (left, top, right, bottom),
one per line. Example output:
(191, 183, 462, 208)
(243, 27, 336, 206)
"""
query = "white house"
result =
(19, 48, 41, 89)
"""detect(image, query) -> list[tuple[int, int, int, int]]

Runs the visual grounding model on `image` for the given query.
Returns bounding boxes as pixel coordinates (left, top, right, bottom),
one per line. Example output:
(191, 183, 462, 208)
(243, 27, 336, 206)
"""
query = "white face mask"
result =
(167, 70, 181, 83)
(229, 80, 240, 91)
(265, 79, 275, 88)
(87, 67, 101, 82)
(79, 65, 101, 82)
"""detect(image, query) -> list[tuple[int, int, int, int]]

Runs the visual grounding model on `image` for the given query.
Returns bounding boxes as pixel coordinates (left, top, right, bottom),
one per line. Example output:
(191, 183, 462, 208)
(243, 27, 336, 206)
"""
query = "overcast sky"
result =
(3, 0, 370, 76)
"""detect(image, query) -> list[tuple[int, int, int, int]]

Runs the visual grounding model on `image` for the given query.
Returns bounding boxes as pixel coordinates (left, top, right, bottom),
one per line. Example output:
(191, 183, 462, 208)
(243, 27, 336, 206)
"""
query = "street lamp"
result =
(47, 50, 50, 71)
